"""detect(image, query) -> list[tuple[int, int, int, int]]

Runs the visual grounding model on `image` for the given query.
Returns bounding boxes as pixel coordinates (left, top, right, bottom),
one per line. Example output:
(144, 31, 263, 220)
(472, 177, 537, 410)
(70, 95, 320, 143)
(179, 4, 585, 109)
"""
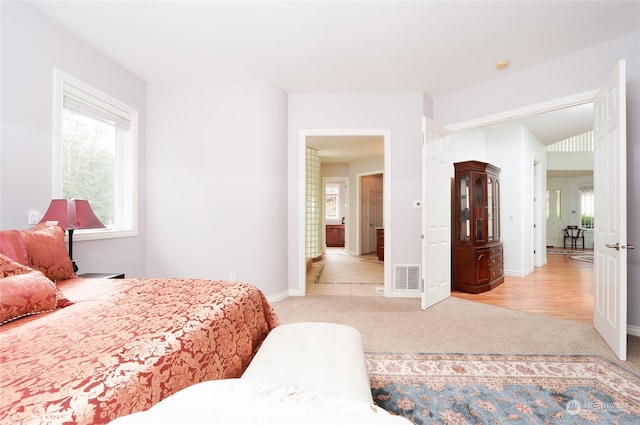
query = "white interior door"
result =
(546, 185, 564, 247)
(593, 60, 628, 361)
(368, 190, 383, 253)
(421, 118, 451, 310)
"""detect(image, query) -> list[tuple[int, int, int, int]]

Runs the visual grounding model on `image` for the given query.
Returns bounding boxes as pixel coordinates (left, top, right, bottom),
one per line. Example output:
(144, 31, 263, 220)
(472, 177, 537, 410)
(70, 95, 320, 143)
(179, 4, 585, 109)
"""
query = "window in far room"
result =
(579, 185, 594, 229)
(53, 69, 138, 238)
(325, 183, 340, 220)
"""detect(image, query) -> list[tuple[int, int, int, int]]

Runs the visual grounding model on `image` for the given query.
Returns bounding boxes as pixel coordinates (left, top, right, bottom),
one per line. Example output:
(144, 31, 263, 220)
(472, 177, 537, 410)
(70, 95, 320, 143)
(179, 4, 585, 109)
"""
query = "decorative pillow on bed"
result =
(20, 224, 75, 282)
(0, 254, 73, 313)
(0, 254, 73, 324)
(0, 253, 33, 277)
(0, 270, 60, 324)
(0, 229, 29, 266)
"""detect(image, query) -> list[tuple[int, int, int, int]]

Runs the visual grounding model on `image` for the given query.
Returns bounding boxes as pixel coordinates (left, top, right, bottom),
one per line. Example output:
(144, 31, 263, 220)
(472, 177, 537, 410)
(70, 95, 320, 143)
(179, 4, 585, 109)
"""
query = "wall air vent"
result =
(394, 264, 421, 291)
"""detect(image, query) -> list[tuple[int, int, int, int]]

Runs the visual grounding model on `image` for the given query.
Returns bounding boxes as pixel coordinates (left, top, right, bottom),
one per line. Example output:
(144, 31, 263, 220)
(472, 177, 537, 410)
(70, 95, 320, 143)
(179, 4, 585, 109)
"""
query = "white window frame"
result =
(579, 184, 595, 229)
(325, 183, 341, 220)
(53, 69, 139, 241)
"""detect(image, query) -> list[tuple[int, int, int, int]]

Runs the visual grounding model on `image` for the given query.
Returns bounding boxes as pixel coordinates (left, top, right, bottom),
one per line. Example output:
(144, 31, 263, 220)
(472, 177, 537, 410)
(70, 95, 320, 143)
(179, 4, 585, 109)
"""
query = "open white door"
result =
(593, 60, 629, 361)
(421, 118, 451, 310)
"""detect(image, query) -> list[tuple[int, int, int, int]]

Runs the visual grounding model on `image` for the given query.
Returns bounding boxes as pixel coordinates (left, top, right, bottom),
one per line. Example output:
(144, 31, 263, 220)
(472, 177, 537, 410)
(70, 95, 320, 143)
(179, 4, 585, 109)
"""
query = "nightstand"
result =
(77, 273, 125, 279)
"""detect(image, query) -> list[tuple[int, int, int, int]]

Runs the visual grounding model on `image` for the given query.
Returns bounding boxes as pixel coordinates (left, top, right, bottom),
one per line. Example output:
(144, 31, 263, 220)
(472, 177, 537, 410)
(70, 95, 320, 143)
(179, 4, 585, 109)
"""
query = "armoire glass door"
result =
(458, 175, 470, 242)
(474, 174, 486, 243)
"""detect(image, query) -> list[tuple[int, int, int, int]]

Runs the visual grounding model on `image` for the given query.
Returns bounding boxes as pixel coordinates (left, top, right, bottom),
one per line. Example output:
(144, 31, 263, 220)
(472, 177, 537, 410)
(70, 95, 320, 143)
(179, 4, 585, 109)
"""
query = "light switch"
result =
(28, 211, 39, 225)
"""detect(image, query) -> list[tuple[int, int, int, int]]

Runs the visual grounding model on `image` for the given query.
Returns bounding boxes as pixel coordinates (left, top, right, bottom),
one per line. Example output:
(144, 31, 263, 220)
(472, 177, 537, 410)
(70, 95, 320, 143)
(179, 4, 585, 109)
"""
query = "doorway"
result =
(448, 93, 596, 322)
(301, 132, 387, 296)
(359, 173, 383, 255)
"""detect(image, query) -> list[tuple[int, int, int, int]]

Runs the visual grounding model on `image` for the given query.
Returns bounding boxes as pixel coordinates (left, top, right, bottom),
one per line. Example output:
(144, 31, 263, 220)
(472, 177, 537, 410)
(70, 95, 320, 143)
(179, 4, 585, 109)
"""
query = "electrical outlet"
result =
(229, 272, 236, 281)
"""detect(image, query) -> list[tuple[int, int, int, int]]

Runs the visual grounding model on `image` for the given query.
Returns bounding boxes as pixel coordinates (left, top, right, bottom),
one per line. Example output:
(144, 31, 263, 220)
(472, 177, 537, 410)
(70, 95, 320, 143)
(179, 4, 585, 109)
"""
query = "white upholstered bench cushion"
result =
(241, 322, 374, 404)
(109, 378, 410, 424)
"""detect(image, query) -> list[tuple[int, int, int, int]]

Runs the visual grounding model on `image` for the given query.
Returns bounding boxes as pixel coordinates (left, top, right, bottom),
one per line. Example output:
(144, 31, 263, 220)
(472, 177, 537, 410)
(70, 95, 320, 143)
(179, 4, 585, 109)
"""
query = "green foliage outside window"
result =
(62, 111, 115, 225)
(581, 214, 594, 229)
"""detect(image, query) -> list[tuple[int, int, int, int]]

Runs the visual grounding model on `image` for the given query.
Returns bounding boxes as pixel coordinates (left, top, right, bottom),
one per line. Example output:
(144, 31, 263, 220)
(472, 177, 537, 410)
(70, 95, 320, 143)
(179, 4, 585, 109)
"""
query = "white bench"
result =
(241, 322, 374, 404)
(110, 322, 410, 424)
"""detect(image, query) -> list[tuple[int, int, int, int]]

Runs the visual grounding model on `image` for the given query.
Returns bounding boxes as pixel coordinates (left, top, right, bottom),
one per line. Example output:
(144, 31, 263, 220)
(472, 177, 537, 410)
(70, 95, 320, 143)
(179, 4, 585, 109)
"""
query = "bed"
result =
(0, 225, 279, 424)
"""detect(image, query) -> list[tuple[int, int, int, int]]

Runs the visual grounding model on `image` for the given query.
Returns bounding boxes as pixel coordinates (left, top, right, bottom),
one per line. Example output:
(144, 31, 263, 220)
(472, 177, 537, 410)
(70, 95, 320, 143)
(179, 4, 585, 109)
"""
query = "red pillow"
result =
(0, 253, 73, 310)
(0, 270, 59, 324)
(0, 230, 29, 266)
(20, 224, 75, 282)
(0, 253, 33, 277)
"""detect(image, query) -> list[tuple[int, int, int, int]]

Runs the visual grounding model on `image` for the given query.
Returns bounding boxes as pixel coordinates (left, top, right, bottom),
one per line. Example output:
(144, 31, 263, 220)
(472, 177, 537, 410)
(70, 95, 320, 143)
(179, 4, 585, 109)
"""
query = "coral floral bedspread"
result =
(0, 277, 279, 424)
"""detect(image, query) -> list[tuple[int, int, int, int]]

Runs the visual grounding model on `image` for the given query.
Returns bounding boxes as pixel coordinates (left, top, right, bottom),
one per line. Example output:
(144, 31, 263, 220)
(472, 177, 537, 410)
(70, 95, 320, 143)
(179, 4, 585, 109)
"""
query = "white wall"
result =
(146, 81, 288, 297)
(435, 32, 640, 330)
(450, 124, 546, 278)
(547, 152, 593, 171)
(0, 1, 147, 277)
(288, 94, 425, 296)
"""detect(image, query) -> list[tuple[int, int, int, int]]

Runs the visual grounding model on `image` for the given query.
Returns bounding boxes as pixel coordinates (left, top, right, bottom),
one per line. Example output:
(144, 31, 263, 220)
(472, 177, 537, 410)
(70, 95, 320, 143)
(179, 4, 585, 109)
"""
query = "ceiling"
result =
(31, 1, 636, 166)
(32, 1, 639, 97)
(307, 135, 384, 163)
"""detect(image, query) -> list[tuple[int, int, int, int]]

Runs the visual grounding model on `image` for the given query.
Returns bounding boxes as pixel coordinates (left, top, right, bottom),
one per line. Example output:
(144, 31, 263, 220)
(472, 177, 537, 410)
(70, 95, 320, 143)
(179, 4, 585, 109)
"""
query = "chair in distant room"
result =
(563, 225, 579, 249)
(572, 228, 585, 250)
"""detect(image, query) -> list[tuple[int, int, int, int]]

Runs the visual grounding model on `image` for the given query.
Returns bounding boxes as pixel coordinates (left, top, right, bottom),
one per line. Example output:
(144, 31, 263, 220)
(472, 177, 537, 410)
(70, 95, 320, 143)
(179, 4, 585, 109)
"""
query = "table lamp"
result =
(39, 199, 106, 272)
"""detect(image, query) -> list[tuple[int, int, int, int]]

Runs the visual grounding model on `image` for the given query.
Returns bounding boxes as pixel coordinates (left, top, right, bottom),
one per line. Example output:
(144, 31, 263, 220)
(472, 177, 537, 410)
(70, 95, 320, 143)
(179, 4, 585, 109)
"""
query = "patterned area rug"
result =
(570, 255, 594, 263)
(547, 248, 592, 255)
(366, 353, 640, 424)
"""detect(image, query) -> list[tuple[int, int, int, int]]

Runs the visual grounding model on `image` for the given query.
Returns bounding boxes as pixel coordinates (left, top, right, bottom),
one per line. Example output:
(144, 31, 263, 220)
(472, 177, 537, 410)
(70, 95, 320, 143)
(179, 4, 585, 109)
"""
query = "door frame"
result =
(358, 172, 384, 255)
(298, 129, 391, 296)
(533, 160, 543, 267)
(445, 88, 632, 359)
(446, 90, 598, 270)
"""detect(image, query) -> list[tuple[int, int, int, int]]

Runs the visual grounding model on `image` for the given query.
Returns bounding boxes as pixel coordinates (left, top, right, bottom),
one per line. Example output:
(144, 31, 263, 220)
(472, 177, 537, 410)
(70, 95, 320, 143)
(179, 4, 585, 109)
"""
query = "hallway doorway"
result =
(302, 132, 386, 296)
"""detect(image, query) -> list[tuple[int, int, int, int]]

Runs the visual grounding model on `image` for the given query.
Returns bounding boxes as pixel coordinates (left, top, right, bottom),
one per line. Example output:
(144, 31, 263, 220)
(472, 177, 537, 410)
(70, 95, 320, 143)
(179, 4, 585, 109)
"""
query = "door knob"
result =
(605, 242, 635, 250)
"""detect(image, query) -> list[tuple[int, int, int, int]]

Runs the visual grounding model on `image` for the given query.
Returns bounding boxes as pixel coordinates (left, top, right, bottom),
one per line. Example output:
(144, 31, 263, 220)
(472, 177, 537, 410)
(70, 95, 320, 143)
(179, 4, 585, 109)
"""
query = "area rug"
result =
(366, 352, 640, 424)
(547, 248, 592, 255)
(570, 254, 594, 263)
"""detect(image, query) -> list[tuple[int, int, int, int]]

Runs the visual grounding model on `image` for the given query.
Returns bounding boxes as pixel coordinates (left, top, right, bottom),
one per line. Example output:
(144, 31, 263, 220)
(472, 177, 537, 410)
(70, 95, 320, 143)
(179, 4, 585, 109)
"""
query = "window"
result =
(325, 183, 340, 220)
(54, 70, 138, 239)
(579, 185, 594, 228)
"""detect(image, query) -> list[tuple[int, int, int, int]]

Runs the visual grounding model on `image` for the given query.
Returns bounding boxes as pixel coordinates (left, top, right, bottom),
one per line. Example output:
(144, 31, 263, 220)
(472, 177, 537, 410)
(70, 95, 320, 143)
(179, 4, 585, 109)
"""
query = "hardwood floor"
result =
(308, 248, 595, 325)
(452, 252, 594, 324)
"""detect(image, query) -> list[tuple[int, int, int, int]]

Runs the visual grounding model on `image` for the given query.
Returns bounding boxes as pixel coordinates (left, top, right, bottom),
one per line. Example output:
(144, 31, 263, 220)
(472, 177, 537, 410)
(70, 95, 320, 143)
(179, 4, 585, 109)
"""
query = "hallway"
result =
(306, 248, 384, 296)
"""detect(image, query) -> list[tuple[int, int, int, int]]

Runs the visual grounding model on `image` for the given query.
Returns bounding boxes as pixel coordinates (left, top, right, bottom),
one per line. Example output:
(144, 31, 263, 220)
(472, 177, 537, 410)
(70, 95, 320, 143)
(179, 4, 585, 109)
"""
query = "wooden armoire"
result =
(452, 161, 504, 293)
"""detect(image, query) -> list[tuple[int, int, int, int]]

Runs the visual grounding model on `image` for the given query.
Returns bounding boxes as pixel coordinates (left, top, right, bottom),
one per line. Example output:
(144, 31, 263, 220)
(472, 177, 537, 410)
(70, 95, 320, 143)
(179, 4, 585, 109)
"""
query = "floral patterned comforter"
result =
(0, 277, 279, 424)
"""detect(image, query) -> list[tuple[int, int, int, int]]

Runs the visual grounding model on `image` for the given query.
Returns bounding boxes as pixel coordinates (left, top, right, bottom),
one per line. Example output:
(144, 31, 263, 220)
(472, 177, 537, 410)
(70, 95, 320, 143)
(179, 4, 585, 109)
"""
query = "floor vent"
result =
(394, 264, 421, 291)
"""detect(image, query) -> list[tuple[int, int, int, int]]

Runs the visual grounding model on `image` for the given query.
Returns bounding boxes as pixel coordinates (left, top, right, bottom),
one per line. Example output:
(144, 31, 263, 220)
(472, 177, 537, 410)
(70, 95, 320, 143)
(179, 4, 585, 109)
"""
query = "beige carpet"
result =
(271, 296, 640, 375)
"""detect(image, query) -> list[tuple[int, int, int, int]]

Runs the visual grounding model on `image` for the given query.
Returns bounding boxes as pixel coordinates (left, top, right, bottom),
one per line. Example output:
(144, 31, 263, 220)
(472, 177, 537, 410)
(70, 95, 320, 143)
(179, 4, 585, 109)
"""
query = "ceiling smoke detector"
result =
(495, 60, 509, 70)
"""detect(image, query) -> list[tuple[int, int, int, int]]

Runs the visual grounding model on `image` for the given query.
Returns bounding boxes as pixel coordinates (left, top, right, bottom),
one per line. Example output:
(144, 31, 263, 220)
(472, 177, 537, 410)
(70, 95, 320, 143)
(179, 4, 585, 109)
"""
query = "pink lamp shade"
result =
(40, 199, 106, 230)
(39, 199, 105, 273)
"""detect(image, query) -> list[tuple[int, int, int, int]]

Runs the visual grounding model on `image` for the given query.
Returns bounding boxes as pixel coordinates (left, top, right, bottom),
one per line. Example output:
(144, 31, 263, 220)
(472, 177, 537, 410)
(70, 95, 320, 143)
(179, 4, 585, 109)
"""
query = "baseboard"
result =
(266, 290, 290, 303)
(503, 268, 533, 278)
(628, 324, 640, 337)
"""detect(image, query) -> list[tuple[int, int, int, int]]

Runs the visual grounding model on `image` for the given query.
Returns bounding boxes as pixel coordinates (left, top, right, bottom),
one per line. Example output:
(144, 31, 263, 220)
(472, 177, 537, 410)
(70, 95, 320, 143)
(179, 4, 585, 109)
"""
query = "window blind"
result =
(63, 83, 131, 131)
